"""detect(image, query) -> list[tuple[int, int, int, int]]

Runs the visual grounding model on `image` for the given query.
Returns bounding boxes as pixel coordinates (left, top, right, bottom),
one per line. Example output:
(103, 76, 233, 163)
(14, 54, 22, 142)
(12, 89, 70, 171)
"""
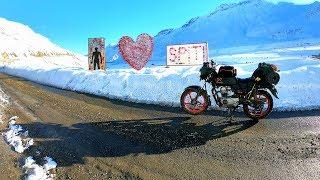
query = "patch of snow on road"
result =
(2, 116, 34, 153)
(9, 116, 19, 121)
(23, 156, 57, 180)
(0, 86, 58, 178)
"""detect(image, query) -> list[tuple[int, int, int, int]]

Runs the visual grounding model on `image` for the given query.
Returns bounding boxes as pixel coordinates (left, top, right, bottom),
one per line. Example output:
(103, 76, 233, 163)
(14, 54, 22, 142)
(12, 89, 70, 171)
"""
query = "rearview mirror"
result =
(210, 59, 216, 67)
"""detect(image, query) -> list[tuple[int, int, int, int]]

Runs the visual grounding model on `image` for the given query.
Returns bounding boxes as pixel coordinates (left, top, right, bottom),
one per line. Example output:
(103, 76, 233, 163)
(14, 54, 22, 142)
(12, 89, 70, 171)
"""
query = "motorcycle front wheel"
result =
(243, 90, 273, 120)
(180, 88, 209, 115)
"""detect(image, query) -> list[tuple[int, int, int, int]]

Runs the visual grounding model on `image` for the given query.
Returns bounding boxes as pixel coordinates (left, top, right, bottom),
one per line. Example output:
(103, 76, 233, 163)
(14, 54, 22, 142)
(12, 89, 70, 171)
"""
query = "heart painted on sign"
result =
(118, 34, 154, 70)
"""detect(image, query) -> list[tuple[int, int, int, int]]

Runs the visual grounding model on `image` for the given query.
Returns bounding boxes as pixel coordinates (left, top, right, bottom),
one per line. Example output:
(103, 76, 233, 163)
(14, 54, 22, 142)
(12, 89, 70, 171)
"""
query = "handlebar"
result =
(210, 60, 216, 67)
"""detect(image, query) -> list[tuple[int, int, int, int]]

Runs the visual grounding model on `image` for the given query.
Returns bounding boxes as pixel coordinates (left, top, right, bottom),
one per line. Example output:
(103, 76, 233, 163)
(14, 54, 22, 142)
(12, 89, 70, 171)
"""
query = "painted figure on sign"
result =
(92, 47, 102, 70)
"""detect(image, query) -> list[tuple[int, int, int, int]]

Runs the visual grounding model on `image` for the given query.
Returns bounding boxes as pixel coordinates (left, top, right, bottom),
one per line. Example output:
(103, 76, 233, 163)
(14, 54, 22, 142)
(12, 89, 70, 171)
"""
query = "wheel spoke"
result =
(182, 89, 208, 115)
(247, 94, 270, 116)
(196, 102, 205, 106)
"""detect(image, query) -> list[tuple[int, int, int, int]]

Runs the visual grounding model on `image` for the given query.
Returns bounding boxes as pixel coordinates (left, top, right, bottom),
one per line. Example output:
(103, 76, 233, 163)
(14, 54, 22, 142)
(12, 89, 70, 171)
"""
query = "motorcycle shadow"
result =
(90, 115, 259, 154)
(20, 116, 258, 167)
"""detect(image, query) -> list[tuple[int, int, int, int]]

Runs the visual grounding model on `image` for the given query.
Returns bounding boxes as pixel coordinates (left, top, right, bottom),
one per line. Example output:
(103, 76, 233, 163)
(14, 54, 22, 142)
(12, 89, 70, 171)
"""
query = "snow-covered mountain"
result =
(0, 17, 73, 60)
(107, 0, 320, 66)
(0, 18, 86, 68)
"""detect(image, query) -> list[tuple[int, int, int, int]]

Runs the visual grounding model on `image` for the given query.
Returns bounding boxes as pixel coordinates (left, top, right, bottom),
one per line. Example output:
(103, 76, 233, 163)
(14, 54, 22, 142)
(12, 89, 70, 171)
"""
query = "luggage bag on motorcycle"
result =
(200, 62, 214, 80)
(253, 63, 280, 85)
(218, 66, 237, 78)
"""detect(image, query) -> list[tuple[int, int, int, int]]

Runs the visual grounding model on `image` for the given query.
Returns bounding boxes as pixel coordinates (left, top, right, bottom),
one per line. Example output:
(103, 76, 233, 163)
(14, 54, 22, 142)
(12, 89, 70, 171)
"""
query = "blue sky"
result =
(0, 0, 317, 54)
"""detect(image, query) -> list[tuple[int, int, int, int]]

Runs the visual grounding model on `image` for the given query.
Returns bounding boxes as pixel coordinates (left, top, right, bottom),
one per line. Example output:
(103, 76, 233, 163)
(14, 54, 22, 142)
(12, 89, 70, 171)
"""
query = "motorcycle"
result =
(180, 61, 280, 120)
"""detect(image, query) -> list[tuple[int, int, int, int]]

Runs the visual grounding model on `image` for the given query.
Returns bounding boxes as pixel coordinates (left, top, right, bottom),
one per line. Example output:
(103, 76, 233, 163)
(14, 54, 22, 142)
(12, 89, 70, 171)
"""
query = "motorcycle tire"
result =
(180, 87, 209, 115)
(243, 90, 273, 120)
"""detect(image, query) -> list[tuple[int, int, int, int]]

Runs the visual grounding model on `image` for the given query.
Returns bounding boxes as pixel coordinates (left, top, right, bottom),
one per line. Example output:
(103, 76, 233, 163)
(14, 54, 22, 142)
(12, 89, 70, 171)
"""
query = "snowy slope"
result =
(106, 0, 320, 67)
(0, 18, 86, 67)
(0, 18, 70, 58)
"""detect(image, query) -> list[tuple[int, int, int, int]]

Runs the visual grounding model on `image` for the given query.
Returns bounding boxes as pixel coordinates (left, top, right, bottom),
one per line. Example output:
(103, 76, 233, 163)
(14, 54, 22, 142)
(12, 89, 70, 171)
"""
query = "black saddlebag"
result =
(252, 63, 280, 85)
(218, 66, 237, 78)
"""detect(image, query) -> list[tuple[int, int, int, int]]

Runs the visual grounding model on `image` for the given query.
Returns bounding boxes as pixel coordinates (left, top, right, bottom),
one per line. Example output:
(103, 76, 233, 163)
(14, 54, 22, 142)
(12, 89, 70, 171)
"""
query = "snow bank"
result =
(0, 62, 200, 106)
(1, 52, 320, 111)
(2, 116, 34, 153)
(23, 156, 57, 180)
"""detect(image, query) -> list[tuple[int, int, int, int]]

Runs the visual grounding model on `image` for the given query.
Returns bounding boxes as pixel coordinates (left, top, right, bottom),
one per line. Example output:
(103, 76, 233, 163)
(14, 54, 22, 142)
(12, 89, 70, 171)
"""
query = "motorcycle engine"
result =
(216, 86, 239, 108)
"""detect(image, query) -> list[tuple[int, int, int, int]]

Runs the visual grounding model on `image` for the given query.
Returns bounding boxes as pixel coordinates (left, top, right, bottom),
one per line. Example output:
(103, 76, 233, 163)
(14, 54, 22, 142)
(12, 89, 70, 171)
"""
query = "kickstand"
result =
(226, 108, 235, 124)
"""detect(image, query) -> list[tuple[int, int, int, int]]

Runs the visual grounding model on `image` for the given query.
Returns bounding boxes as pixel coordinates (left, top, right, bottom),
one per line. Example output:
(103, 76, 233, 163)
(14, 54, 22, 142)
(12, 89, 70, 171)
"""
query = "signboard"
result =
(88, 38, 106, 70)
(166, 43, 208, 66)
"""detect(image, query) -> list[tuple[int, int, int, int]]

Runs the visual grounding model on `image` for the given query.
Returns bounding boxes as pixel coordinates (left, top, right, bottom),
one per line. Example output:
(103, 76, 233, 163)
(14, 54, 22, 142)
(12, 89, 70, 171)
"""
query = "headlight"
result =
(271, 64, 280, 72)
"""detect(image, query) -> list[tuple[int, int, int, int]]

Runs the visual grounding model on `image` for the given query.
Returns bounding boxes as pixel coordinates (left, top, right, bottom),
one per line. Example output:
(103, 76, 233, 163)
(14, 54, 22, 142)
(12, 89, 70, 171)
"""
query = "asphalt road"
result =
(0, 73, 320, 180)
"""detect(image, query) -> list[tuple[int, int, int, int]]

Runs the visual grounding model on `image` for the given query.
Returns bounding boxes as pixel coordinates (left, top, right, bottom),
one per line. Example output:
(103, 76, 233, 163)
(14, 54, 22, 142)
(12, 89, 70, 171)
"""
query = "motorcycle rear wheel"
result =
(180, 88, 209, 115)
(243, 90, 273, 120)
